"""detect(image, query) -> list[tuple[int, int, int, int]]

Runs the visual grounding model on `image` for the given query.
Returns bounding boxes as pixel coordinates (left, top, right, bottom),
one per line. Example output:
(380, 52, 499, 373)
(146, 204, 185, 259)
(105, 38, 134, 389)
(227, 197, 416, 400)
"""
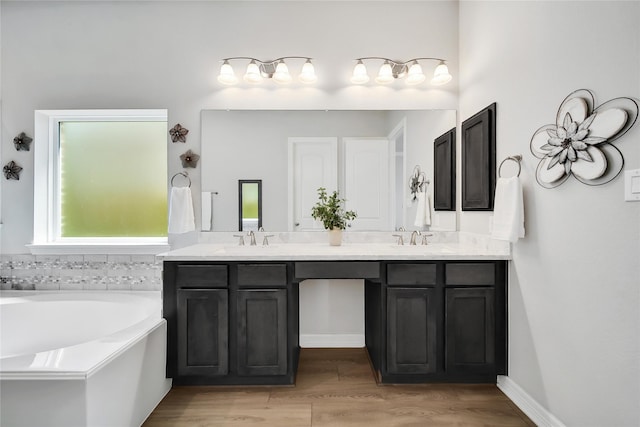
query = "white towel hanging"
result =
(492, 176, 525, 242)
(413, 192, 431, 228)
(168, 187, 195, 234)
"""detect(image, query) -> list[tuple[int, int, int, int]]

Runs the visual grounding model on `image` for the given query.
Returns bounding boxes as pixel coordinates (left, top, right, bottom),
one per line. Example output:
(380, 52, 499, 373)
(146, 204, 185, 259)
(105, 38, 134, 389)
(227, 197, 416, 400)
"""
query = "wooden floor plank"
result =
(143, 348, 535, 427)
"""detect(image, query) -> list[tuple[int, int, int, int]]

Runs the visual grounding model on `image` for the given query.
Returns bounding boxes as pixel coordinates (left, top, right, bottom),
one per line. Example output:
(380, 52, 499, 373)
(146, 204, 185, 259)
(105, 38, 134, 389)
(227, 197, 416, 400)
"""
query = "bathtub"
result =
(0, 291, 172, 427)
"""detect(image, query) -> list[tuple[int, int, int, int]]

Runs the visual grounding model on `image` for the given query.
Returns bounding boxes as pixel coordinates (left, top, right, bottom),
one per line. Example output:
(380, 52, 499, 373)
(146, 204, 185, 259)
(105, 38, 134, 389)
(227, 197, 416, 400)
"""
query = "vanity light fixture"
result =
(217, 57, 317, 85)
(351, 57, 452, 86)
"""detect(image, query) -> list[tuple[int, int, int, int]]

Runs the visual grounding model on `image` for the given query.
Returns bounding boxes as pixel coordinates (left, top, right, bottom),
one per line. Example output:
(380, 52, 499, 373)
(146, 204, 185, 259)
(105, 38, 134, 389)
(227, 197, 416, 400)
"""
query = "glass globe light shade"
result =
(375, 61, 394, 84)
(431, 61, 452, 85)
(350, 60, 370, 84)
(299, 60, 317, 84)
(405, 61, 426, 85)
(217, 61, 238, 85)
(273, 61, 292, 84)
(243, 60, 263, 84)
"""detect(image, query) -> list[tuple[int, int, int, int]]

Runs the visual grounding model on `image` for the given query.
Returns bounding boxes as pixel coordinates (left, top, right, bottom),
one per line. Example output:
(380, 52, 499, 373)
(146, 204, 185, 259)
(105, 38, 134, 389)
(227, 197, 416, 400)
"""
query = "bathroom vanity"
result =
(161, 240, 509, 385)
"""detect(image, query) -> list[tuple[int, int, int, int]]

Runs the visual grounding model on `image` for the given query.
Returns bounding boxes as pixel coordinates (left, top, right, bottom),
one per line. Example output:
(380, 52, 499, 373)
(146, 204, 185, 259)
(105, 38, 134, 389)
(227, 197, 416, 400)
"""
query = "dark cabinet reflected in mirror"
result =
(434, 127, 456, 211)
(239, 180, 262, 231)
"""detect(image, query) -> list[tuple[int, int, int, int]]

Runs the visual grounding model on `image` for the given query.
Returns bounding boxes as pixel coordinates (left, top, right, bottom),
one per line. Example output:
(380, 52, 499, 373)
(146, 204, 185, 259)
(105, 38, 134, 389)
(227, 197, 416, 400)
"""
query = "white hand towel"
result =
(413, 192, 432, 228)
(168, 187, 195, 234)
(491, 176, 525, 242)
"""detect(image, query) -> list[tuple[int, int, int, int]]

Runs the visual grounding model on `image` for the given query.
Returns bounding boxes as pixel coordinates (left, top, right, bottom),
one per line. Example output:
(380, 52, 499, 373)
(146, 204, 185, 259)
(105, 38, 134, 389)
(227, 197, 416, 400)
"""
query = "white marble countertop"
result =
(158, 232, 511, 261)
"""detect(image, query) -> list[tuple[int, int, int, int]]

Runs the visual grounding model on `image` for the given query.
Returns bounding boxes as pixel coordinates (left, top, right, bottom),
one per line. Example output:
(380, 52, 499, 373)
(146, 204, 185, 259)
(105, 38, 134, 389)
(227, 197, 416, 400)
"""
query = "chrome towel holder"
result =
(171, 171, 191, 187)
(498, 155, 522, 178)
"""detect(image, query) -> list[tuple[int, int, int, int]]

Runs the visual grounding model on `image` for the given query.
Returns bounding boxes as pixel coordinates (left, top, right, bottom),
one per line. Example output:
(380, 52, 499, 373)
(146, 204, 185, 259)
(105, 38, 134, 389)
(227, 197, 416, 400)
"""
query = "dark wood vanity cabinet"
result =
(386, 287, 438, 374)
(164, 258, 506, 385)
(442, 262, 506, 380)
(445, 287, 495, 376)
(236, 263, 290, 376)
(373, 260, 507, 383)
(176, 289, 228, 376)
(164, 261, 298, 385)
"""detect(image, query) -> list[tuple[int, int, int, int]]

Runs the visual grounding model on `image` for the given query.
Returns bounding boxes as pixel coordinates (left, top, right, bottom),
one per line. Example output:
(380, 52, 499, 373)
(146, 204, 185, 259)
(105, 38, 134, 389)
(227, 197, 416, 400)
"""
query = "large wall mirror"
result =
(201, 110, 457, 232)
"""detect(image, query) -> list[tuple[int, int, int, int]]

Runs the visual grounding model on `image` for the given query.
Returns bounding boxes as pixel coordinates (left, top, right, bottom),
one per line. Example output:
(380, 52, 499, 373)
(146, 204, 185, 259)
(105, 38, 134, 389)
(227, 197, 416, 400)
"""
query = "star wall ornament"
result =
(13, 132, 33, 151)
(180, 149, 200, 168)
(169, 123, 189, 143)
(3, 161, 23, 180)
(530, 89, 638, 188)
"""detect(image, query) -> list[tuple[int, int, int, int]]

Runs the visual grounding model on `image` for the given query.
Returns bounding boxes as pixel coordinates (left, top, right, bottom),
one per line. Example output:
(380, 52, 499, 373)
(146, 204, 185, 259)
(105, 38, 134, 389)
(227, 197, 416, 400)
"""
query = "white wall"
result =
(459, 1, 640, 426)
(0, 0, 459, 254)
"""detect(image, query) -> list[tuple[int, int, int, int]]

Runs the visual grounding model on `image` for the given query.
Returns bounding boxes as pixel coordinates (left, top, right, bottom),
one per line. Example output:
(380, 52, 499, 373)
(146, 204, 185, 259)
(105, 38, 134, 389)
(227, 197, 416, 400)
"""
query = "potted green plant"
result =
(310, 187, 357, 246)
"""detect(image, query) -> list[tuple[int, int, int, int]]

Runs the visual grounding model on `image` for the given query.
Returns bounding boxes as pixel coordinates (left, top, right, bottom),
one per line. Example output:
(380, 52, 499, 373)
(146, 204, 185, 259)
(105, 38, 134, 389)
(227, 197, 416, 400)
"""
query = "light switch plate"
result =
(624, 169, 640, 201)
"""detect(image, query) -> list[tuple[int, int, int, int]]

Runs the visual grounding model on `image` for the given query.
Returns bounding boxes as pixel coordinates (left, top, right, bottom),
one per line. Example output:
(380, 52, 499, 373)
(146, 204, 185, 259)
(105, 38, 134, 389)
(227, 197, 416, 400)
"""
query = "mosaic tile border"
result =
(0, 254, 162, 291)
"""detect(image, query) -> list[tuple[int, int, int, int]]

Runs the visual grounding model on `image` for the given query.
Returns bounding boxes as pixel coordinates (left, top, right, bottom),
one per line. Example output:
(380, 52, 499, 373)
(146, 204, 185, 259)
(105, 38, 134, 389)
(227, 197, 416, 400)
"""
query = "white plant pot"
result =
(328, 228, 343, 246)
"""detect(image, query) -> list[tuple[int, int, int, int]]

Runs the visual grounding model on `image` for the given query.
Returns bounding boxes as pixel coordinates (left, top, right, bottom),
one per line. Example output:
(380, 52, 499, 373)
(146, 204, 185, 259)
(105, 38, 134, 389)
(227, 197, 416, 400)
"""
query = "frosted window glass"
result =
(59, 121, 167, 238)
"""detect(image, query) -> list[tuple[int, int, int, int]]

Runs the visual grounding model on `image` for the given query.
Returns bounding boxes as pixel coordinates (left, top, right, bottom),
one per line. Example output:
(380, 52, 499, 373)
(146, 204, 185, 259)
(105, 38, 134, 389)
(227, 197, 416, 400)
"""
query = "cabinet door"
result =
(387, 287, 437, 374)
(177, 289, 228, 376)
(237, 289, 288, 376)
(446, 288, 495, 375)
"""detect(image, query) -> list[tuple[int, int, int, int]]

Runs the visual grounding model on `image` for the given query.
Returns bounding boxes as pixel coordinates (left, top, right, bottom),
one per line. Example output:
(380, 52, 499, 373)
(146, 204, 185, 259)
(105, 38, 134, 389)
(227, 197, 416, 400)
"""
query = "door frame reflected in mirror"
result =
(239, 179, 262, 231)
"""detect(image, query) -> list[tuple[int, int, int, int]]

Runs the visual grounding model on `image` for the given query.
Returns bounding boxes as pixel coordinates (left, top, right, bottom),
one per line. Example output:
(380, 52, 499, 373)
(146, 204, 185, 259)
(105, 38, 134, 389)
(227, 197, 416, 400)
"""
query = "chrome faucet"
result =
(247, 230, 257, 246)
(410, 230, 421, 245)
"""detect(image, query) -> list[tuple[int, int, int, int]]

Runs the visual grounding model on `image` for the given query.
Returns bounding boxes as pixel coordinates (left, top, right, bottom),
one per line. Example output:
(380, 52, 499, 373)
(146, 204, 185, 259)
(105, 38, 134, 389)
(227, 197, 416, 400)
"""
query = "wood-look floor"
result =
(143, 348, 535, 427)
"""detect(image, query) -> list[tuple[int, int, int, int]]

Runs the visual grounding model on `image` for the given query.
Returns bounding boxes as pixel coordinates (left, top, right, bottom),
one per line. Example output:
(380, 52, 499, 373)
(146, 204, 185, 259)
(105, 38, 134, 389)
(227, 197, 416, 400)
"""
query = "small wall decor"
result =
(3, 161, 23, 180)
(180, 149, 200, 168)
(169, 123, 189, 143)
(530, 89, 639, 188)
(409, 165, 428, 201)
(13, 132, 33, 151)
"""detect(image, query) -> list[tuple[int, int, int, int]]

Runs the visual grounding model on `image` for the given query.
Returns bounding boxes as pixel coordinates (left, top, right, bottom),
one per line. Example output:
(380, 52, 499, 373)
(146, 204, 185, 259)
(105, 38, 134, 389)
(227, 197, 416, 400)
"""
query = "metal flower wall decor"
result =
(530, 89, 638, 188)
(180, 149, 200, 168)
(3, 161, 23, 180)
(169, 124, 189, 143)
(13, 132, 33, 151)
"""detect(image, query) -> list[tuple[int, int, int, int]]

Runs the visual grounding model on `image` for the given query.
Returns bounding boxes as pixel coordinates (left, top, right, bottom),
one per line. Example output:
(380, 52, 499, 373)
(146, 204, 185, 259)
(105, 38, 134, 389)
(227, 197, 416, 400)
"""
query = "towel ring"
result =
(171, 172, 191, 187)
(498, 155, 522, 178)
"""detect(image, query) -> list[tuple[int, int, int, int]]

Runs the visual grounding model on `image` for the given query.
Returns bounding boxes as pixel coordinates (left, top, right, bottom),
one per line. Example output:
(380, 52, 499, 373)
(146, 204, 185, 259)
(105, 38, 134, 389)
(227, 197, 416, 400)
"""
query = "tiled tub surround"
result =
(0, 254, 162, 291)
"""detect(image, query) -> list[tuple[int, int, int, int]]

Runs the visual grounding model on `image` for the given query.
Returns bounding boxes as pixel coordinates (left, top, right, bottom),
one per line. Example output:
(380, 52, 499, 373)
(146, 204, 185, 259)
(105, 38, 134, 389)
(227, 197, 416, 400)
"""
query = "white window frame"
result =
(29, 109, 170, 255)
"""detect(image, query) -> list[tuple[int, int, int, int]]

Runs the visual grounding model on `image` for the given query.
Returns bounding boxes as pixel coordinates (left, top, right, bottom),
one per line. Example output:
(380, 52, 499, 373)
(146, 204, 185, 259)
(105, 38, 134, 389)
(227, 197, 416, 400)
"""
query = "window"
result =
(31, 110, 169, 254)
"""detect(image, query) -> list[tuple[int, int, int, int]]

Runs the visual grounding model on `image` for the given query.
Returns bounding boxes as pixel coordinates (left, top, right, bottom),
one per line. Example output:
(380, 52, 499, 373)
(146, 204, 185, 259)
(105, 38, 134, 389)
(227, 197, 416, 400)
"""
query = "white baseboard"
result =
(497, 375, 566, 427)
(300, 334, 365, 348)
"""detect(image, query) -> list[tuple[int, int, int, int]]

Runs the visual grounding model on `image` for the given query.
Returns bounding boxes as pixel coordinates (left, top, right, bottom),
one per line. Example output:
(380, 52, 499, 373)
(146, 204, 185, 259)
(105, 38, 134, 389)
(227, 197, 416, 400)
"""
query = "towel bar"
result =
(498, 155, 522, 178)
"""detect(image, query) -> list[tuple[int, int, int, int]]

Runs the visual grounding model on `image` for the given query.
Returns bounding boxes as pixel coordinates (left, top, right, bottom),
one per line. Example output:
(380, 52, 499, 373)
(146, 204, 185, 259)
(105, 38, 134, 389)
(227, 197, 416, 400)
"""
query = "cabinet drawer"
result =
(387, 263, 437, 285)
(295, 261, 380, 279)
(237, 264, 288, 288)
(445, 263, 495, 286)
(177, 265, 228, 288)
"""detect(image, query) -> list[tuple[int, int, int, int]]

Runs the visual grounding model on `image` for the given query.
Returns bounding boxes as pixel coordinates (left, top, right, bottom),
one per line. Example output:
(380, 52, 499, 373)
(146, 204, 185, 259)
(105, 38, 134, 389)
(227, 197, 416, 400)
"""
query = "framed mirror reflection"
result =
(203, 110, 457, 232)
